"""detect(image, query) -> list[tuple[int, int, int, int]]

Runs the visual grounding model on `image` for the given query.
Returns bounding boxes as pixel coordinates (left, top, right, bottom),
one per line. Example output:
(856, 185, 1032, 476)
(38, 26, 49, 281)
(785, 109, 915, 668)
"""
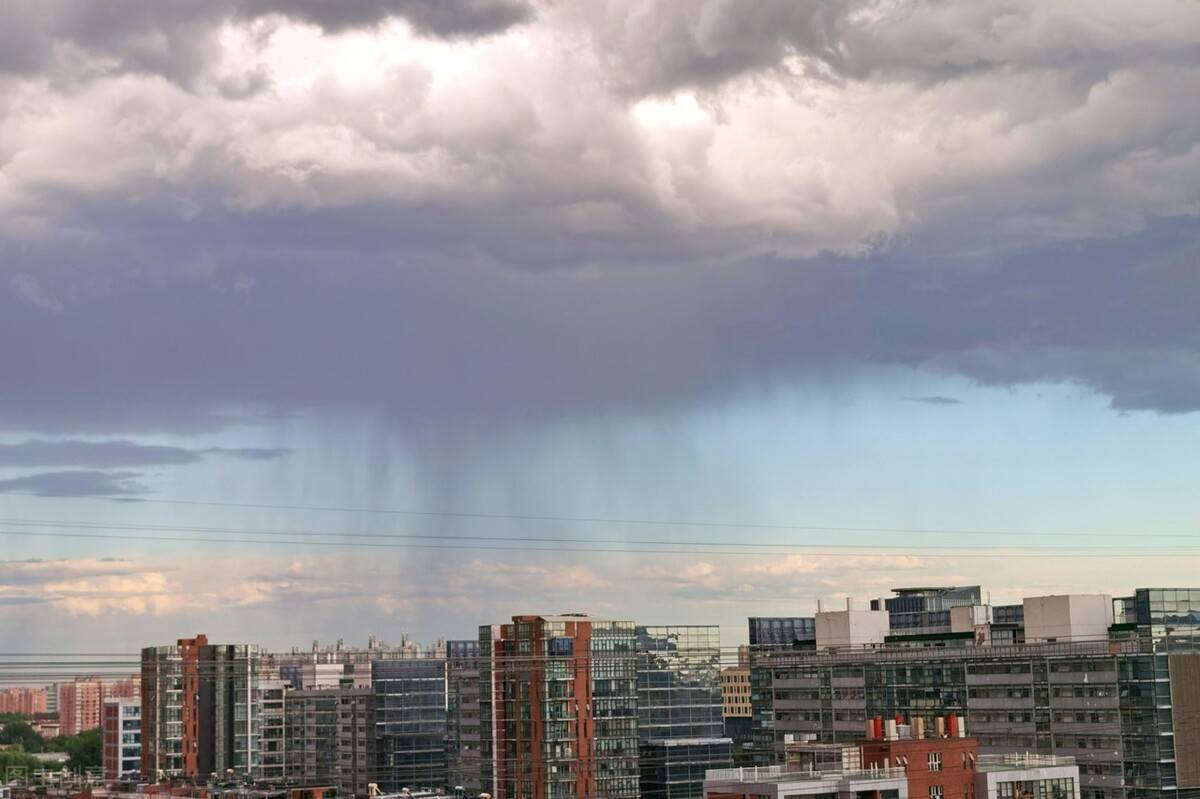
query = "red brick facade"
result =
(861, 735, 978, 799)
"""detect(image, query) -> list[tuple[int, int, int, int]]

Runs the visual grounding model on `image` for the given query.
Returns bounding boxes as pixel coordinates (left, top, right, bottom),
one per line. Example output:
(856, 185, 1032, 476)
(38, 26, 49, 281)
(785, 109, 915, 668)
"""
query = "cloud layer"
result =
(1, 2, 1198, 425)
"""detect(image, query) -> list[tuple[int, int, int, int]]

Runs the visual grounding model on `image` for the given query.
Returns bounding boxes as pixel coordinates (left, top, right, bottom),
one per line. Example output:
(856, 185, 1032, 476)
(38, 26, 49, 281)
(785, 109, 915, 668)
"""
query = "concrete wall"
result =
(816, 610, 890, 649)
(1022, 595, 1112, 643)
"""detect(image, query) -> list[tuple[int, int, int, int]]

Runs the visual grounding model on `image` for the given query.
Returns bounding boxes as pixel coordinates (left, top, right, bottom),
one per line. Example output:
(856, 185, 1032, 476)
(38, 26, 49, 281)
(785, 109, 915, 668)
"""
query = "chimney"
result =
(956, 715, 966, 738)
(865, 719, 876, 740)
(935, 717, 946, 738)
(914, 717, 925, 739)
(947, 715, 959, 738)
(873, 716, 883, 740)
(885, 719, 897, 740)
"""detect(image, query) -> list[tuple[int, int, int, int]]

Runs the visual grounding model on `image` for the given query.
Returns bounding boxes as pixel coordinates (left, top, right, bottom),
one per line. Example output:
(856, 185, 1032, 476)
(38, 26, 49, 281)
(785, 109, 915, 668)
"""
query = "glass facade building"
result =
(748, 618, 817, 649)
(876, 586, 983, 638)
(635, 626, 732, 799)
(373, 658, 449, 791)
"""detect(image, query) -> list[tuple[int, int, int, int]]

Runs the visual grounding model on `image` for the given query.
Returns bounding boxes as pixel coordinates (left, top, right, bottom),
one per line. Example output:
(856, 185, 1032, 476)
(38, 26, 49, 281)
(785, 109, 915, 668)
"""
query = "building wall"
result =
(59, 677, 104, 736)
(1023, 597, 1113, 644)
(636, 625, 730, 799)
(861, 736, 978, 799)
(0, 688, 47, 715)
(286, 686, 375, 798)
(815, 610, 890, 649)
(102, 698, 141, 781)
(372, 657, 448, 792)
(141, 634, 265, 780)
(447, 640, 484, 794)
(721, 668, 752, 718)
(748, 618, 816, 649)
(260, 680, 288, 783)
(749, 638, 1200, 799)
(489, 615, 639, 799)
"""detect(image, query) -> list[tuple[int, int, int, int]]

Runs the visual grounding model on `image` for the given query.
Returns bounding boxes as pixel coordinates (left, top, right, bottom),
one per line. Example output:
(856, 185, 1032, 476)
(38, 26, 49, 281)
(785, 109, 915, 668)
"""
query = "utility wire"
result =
(4, 491, 1194, 541)
(2, 527, 1198, 558)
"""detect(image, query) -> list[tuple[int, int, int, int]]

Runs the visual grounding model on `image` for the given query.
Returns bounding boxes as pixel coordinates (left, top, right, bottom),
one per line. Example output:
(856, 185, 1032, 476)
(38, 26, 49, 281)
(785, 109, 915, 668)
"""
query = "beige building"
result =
(720, 666, 751, 718)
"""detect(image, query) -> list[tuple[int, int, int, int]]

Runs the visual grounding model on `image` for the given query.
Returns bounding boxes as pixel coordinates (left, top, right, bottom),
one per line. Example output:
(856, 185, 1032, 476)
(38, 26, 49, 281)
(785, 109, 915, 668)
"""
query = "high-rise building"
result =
(59, 677, 104, 735)
(104, 677, 142, 700)
(373, 657, 448, 791)
(749, 587, 1200, 799)
(286, 686, 375, 798)
(447, 639, 485, 795)
(140, 634, 265, 779)
(0, 687, 47, 715)
(484, 614, 640, 799)
(635, 625, 732, 799)
(102, 697, 142, 781)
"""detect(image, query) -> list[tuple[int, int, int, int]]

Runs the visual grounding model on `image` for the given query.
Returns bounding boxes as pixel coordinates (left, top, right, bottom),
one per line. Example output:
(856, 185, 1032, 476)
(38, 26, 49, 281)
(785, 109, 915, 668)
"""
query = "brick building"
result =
(0, 687, 47, 715)
(482, 614, 640, 799)
(860, 717, 978, 799)
(59, 677, 104, 735)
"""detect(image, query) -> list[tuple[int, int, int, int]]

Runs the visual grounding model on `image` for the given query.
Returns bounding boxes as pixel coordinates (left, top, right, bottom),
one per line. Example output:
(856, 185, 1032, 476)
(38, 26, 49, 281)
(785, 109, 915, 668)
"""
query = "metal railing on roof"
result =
(977, 753, 1077, 770)
(704, 765, 907, 783)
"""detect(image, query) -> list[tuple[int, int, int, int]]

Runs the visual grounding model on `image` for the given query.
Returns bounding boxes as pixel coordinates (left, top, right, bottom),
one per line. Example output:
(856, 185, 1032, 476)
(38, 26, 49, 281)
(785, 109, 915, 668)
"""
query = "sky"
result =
(1, 0, 1199, 654)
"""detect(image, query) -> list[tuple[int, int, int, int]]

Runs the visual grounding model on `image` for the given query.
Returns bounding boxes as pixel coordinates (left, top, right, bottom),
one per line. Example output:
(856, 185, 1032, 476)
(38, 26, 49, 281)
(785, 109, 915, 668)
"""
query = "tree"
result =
(0, 748, 41, 780)
(0, 719, 45, 753)
(51, 728, 102, 771)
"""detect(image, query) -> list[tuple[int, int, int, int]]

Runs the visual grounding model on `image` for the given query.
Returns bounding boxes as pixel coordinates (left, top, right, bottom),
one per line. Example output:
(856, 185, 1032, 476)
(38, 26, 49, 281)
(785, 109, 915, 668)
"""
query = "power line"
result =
(5, 491, 1194, 541)
(3, 526, 1199, 558)
(2, 517, 1196, 554)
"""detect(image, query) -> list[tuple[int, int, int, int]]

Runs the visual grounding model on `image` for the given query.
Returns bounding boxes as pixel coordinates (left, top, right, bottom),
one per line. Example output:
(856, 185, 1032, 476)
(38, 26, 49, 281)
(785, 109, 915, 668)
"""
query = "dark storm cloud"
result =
(572, 2, 1200, 96)
(0, 0, 531, 81)
(0, 1, 1198, 435)
(0, 440, 289, 468)
(240, 0, 533, 36)
(0, 219, 1198, 435)
(0, 471, 149, 497)
(256, 0, 537, 38)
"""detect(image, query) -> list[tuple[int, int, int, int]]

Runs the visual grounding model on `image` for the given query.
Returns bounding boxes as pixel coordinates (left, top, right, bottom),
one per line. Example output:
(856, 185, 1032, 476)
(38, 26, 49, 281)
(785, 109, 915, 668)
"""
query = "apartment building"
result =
(483, 614, 640, 799)
(286, 686, 375, 798)
(140, 634, 265, 778)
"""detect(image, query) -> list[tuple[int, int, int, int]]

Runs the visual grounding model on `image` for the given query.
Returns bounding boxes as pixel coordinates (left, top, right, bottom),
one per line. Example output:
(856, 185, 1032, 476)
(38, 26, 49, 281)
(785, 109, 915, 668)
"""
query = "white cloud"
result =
(1, 3, 1197, 265)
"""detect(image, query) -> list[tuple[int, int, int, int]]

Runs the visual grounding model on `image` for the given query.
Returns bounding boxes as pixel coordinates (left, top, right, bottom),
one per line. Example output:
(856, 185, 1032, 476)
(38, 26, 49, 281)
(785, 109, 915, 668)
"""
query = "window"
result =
(930, 787, 944, 799)
(928, 752, 942, 772)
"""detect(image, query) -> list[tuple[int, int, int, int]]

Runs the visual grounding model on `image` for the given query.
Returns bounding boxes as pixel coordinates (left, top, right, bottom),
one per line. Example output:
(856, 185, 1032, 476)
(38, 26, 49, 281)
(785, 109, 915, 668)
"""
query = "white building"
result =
(1022, 594, 1113, 643)
(815, 609, 890, 649)
(102, 697, 141, 781)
